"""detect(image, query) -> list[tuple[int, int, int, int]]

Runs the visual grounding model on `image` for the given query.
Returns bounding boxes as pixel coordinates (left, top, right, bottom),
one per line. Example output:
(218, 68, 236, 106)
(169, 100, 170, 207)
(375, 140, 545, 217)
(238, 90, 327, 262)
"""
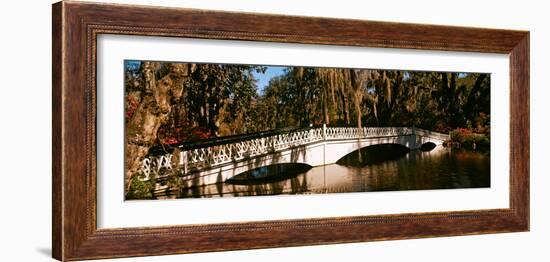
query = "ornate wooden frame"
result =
(52, 1, 530, 261)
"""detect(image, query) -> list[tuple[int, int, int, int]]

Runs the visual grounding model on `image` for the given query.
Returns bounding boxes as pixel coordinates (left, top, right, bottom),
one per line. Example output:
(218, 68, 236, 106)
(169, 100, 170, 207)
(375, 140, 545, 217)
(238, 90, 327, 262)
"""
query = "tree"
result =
(124, 62, 195, 190)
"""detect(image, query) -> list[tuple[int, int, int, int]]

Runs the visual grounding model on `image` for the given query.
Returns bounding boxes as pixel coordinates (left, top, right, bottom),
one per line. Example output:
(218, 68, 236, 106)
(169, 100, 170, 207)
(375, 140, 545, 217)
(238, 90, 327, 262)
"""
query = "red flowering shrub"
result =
(157, 126, 214, 145)
(190, 127, 212, 140)
(161, 137, 179, 145)
(125, 95, 140, 121)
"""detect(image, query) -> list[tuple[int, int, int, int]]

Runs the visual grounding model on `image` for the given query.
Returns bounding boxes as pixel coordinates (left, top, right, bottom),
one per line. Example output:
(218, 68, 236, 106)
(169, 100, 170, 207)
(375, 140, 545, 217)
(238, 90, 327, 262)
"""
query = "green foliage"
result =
(450, 128, 490, 152)
(126, 172, 155, 200)
(124, 62, 491, 147)
(253, 69, 490, 134)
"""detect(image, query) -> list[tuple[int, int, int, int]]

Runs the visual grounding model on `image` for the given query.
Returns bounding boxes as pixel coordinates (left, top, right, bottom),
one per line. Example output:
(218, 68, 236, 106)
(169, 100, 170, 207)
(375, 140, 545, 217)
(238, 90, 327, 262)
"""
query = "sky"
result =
(252, 66, 287, 94)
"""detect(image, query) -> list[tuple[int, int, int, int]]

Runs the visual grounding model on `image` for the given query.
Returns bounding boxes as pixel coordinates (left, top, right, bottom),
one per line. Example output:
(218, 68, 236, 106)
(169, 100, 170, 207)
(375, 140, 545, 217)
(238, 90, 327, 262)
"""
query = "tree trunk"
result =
(322, 88, 330, 125)
(463, 74, 488, 119)
(343, 96, 350, 125)
(355, 95, 362, 129)
(124, 62, 192, 194)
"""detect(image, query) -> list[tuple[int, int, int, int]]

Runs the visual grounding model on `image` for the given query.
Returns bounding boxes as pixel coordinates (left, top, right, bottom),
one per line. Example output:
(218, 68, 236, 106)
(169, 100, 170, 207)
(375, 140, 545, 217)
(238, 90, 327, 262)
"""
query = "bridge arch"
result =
(419, 142, 437, 151)
(336, 143, 411, 166)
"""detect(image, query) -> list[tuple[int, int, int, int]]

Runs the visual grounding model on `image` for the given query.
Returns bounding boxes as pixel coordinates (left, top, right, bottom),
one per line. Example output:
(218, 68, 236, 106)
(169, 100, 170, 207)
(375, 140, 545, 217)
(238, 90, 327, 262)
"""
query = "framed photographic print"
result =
(52, 1, 529, 261)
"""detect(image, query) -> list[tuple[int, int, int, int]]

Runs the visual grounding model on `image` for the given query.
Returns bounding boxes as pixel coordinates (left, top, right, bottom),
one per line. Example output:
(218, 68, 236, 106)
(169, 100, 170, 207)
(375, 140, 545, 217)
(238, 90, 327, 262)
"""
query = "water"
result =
(178, 146, 490, 198)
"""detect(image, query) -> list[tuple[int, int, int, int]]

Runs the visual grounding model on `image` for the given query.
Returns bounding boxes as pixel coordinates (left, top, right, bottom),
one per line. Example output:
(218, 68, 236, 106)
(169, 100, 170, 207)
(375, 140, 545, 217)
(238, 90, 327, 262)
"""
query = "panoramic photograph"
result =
(124, 60, 491, 200)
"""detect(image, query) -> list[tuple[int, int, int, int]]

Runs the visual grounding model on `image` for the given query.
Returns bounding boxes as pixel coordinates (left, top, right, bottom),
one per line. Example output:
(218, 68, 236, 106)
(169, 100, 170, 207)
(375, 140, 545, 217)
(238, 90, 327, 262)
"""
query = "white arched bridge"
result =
(141, 126, 450, 187)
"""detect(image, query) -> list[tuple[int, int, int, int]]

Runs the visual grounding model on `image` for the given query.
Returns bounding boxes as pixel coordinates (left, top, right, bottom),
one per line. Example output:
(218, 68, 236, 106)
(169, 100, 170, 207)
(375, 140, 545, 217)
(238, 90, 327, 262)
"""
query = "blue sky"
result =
(253, 66, 287, 94)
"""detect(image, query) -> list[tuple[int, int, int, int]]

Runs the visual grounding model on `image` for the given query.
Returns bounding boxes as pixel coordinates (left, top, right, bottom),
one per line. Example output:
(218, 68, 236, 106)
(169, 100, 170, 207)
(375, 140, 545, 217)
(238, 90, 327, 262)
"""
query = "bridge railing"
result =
(411, 127, 451, 141)
(141, 127, 325, 178)
(180, 127, 325, 172)
(324, 126, 412, 140)
(140, 126, 449, 178)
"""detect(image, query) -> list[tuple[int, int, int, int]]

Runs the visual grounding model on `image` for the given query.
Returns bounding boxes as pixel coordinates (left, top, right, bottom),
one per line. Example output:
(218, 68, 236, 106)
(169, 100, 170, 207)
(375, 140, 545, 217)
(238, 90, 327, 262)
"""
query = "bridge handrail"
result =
(148, 126, 314, 155)
(179, 127, 325, 170)
(411, 127, 451, 141)
(324, 126, 413, 140)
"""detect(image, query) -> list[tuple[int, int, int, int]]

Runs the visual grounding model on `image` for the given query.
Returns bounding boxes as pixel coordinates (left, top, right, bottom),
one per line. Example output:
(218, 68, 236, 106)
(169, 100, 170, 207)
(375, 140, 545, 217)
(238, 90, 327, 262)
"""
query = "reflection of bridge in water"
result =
(142, 126, 450, 190)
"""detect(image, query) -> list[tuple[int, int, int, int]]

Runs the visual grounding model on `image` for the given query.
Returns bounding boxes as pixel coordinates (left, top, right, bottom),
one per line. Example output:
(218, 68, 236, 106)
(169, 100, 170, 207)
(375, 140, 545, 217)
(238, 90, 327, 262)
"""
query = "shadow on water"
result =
(336, 144, 410, 167)
(226, 163, 312, 185)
